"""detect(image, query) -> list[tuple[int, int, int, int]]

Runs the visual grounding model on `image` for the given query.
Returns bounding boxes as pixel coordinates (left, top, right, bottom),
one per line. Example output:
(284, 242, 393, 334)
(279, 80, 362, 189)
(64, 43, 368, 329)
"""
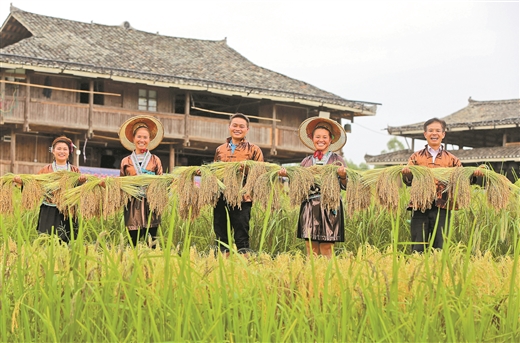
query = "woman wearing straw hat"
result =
(119, 115, 164, 247)
(14, 136, 86, 243)
(279, 114, 348, 258)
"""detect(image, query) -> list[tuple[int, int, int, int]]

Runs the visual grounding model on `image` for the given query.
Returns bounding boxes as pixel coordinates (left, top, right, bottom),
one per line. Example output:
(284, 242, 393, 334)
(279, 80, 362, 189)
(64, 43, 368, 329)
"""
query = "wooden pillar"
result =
(503, 133, 507, 147)
(24, 74, 30, 132)
(0, 70, 4, 125)
(270, 104, 277, 155)
(169, 144, 175, 171)
(183, 91, 190, 146)
(73, 136, 80, 166)
(10, 128, 16, 173)
(88, 80, 94, 138)
(171, 88, 176, 114)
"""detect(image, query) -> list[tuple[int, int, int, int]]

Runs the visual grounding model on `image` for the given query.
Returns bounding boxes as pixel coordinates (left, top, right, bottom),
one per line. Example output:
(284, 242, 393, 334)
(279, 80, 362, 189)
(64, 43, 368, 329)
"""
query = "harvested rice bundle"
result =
(63, 176, 104, 220)
(197, 165, 225, 210)
(146, 174, 177, 216)
(176, 166, 202, 220)
(214, 162, 245, 209)
(443, 167, 473, 210)
(284, 165, 315, 207)
(363, 166, 403, 211)
(251, 169, 283, 211)
(20, 175, 45, 211)
(99, 176, 140, 219)
(316, 163, 343, 212)
(344, 169, 371, 217)
(47, 171, 82, 216)
(407, 165, 437, 212)
(508, 183, 520, 216)
(0, 174, 16, 215)
(481, 168, 514, 212)
(241, 161, 269, 199)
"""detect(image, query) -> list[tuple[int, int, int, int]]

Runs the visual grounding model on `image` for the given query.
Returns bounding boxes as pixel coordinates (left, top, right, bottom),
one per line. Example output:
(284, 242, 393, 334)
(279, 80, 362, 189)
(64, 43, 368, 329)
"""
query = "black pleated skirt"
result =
(297, 196, 345, 242)
(37, 204, 76, 242)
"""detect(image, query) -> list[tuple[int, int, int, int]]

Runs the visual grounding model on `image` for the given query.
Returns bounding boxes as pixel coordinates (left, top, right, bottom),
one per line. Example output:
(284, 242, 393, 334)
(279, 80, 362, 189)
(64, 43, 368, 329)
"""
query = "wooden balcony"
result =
(2, 97, 311, 160)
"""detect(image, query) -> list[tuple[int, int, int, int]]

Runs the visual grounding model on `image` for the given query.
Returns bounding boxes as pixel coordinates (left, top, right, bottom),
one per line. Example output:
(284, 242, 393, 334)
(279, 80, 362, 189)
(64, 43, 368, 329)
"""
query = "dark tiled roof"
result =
(365, 146, 520, 165)
(387, 98, 520, 134)
(0, 7, 378, 114)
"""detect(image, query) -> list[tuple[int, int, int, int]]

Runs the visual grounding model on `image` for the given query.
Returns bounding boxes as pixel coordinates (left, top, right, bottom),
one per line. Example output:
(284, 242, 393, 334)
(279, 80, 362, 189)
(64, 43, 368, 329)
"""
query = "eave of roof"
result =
(387, 98, 520, 135)
(365, 146, 520, 165)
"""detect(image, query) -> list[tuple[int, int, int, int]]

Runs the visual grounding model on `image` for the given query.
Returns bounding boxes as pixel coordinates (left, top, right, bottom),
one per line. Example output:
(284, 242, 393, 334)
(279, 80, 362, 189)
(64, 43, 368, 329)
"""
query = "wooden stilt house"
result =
(0, 6, 378, 175)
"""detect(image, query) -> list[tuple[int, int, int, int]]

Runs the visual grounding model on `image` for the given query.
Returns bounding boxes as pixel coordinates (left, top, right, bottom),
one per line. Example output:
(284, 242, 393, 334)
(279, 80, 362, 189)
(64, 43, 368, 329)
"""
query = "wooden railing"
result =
(2, 97, 309, 152)
(0, 160, 46, 175)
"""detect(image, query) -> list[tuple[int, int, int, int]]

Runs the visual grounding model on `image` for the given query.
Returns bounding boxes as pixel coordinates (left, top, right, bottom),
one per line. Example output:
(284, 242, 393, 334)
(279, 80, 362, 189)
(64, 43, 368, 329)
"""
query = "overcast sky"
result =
(1, 0, 518, 164)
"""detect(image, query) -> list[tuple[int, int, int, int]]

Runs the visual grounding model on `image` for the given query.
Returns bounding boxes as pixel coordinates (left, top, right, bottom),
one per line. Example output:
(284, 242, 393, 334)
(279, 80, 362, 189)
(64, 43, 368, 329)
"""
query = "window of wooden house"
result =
(2, 68, 25, 97)
(79, 81, 104, 105)
(174, 91, 186, 114)
(139, 89, 157, 111)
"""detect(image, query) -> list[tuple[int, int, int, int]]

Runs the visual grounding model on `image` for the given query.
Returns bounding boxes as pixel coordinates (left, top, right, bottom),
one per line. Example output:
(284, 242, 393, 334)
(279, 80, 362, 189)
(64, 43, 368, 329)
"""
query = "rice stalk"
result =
(365, 166, 403, 211)
(19, 175, 45, 211)
(197, 165, 225, 210)
(344, 169, 371, 217)
(146, 174, 177, 216)
(0, 174, 16, 215)
(285, 165, 315, 207)
(314, 163, 342, 212)
(63, 177, 104, 220)
(241, 161, 269, 199)
(480, 168, 514, 212)
(217, 162, 245, 210)
(443, 167, 473, 210)
(48, 171, 82, 216)
(176, 166, 202, 220)
(251, 169, 283, 211)
(407, 165, 437, 212)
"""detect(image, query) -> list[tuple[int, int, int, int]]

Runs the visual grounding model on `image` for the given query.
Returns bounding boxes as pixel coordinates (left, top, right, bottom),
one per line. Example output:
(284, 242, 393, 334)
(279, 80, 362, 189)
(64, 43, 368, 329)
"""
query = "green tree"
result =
(380, 137, 405, 154)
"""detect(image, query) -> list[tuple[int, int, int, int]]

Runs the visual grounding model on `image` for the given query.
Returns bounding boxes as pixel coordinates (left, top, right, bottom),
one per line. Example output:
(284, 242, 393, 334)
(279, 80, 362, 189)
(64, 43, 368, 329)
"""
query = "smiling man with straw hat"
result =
(279, 111, 348, 258)
(119, 115, 164, 248)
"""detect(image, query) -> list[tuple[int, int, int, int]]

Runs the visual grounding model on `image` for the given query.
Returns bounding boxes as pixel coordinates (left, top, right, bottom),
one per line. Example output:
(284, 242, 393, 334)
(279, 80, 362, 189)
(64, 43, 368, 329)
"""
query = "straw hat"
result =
(118, 115, 164, 151)
(298, 113, 347, 152)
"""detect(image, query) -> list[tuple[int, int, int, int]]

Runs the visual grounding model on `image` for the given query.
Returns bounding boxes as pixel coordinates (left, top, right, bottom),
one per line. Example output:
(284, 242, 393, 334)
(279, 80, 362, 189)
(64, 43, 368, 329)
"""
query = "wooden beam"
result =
(190, 106, 281, 122)
(0, 80, 121, 96)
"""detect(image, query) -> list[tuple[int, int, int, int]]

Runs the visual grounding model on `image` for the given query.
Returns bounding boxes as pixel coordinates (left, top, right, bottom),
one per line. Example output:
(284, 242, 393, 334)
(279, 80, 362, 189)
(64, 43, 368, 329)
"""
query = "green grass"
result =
(0, 183, 519, 341)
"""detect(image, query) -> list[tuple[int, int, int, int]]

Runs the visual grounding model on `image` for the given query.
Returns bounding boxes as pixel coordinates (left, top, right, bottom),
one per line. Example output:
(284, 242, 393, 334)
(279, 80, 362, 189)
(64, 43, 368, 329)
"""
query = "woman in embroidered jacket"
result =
(279, 114, 348, 258)
(15, 136, 86, 242)
(118, 115, 164, 247)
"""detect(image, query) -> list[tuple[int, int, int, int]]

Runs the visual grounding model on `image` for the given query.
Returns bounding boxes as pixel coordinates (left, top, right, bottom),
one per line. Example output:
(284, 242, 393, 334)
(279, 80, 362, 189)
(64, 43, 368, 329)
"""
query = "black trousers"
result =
(213, 195, 252, 253)
(128, 227, 158, 247)
(410, 206, 450, 252)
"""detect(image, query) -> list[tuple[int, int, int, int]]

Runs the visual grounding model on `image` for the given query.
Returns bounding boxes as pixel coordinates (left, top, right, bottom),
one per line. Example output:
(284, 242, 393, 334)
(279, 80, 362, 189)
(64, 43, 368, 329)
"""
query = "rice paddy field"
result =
(1, 164, 519, 342)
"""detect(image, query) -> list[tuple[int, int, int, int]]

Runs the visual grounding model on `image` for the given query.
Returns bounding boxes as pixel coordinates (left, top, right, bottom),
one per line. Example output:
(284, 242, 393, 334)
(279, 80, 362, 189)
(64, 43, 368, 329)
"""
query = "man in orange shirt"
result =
(402, 118, 483, 252)
(213, 113, 264, 256)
